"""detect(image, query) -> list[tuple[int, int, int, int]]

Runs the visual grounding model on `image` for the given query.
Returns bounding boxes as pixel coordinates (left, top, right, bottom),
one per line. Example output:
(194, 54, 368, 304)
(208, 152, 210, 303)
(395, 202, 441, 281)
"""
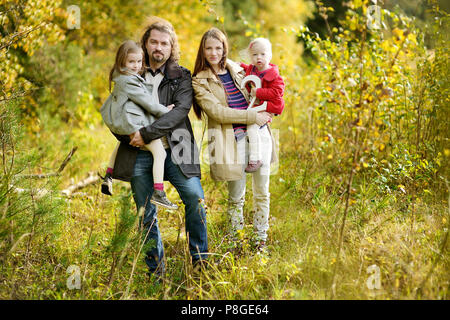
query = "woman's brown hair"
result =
(109, 40, 143, 92)
(192, 27, 229, 119)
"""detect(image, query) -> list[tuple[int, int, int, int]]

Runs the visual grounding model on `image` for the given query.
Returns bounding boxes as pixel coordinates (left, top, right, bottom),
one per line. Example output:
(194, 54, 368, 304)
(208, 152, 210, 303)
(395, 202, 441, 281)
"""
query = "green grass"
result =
(0, 120, 448, 300)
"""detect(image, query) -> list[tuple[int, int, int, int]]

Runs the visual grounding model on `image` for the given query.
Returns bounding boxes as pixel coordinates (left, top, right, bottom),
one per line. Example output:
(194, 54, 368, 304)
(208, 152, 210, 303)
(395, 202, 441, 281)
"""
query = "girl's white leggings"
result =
(108, 139, 166, 184)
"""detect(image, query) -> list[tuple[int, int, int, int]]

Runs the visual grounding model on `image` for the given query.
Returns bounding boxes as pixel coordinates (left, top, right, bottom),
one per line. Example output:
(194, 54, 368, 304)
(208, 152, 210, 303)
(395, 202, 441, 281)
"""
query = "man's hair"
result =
(140, 16, 180, 68)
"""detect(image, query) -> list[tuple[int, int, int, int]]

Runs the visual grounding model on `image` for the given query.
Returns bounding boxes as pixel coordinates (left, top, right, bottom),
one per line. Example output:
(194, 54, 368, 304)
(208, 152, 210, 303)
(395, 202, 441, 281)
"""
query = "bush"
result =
(0, 100, 65, 298)
(294, 2, 449, 196)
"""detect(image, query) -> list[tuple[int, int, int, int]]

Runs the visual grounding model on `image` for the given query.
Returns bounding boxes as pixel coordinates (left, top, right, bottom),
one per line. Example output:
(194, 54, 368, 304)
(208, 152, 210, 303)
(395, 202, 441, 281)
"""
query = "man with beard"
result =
(111, 17, 208, 281)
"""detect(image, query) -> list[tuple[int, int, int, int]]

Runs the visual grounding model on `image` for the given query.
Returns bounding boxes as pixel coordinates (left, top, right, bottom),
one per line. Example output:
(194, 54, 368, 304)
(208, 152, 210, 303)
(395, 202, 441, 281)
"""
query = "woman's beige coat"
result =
(192, 59, 278, 181)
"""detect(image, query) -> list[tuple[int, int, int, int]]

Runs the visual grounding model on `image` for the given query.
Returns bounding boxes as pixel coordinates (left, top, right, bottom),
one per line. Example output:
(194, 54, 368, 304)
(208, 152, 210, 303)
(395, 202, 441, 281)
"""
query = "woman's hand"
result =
(129, 131, 145, 147)
(167, 104, 175, 111)
(255, 111, 272, 126)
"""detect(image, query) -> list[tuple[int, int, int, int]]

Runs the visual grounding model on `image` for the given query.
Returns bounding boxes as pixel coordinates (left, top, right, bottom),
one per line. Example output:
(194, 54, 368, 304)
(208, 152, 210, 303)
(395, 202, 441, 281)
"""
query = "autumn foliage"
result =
(0, 0, 448, 300)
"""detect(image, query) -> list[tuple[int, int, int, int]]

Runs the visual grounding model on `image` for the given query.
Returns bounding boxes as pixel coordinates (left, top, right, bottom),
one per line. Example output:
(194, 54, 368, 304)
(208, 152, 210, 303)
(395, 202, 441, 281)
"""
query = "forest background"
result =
(0, 0, 449, 299)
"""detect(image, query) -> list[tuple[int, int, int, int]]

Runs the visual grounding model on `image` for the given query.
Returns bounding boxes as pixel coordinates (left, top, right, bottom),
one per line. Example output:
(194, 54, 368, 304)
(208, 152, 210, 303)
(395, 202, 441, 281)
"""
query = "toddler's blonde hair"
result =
(247, 37, 272, 61)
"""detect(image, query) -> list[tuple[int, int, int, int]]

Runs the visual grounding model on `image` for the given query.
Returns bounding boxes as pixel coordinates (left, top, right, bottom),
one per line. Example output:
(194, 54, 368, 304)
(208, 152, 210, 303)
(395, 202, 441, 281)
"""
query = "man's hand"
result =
(129, 131, 145, 147)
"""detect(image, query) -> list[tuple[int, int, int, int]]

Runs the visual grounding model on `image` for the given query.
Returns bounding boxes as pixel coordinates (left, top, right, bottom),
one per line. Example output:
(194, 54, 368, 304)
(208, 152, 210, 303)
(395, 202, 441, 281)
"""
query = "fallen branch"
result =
(61, 172, 100, 197)
(12, 170, 100, 199)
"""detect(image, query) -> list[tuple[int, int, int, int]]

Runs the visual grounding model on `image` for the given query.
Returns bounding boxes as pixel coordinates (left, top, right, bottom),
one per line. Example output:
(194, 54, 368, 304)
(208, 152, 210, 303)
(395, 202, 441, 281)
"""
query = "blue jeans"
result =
(131, 149, 208, 276)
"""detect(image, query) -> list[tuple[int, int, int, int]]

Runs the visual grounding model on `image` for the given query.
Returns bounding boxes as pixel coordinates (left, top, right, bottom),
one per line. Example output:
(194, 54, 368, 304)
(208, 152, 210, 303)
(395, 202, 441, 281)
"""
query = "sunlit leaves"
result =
(0, 0, 65, 100)
(295, 1, 448, 196)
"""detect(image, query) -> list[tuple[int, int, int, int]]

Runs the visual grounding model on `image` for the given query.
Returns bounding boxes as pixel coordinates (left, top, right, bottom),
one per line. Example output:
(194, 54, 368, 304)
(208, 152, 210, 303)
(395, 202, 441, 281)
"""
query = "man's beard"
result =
(151, 51, 166, 63)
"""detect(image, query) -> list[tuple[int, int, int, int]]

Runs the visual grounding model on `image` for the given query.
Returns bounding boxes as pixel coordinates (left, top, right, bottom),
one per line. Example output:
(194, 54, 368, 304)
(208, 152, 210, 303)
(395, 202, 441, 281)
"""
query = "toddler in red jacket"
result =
(241, 38, 285, 173)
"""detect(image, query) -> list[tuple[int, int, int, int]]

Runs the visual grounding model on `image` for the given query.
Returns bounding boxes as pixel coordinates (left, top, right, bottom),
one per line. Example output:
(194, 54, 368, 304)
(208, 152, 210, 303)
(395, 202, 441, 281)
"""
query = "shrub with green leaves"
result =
(293, 1, 449, 197)
(0, 100, 65, 296)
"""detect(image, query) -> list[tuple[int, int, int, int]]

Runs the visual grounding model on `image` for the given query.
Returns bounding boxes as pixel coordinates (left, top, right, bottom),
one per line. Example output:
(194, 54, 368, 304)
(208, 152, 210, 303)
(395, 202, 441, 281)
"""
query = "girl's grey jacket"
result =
(100, 73, 169, 135)
(108, 60, 201, 182)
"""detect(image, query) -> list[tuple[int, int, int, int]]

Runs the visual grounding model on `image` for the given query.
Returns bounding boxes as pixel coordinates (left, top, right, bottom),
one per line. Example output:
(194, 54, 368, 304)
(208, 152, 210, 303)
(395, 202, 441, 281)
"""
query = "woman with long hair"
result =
(192, 27, 276, 251)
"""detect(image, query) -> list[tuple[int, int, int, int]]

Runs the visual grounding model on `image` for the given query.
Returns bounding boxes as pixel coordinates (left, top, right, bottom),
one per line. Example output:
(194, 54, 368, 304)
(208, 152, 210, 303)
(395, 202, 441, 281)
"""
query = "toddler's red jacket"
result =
(240, 62, 285, 115)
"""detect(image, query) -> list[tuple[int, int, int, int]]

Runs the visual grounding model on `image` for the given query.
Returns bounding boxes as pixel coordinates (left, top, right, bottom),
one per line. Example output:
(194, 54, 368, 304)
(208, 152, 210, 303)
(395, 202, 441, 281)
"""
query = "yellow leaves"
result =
(392, 28, 405, 43)
(55, 7, 68, 19)
(326, 84, 334, 91)
(353, 0, 363, 9)
(1, 0, 64, 96)
(391, 64, 401, 73)
(380, 40, 391, 52)
(444, 149, 450, 157)
(398, 185, 406, 194)
(419, 159, 429, 170)
(364, 93, 374, 103)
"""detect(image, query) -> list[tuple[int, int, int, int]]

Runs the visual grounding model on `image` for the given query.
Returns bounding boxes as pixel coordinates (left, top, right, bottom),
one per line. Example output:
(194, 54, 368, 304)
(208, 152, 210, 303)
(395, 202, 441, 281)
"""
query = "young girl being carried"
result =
(100, 40, 177, 210)
(240, 38, 285, 173)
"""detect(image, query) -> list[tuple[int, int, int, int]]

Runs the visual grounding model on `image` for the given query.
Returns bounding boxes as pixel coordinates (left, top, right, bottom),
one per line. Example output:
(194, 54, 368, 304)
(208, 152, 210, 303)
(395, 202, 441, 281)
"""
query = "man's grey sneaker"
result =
(101, 175, 113, 196)
(245, 160, 263, 173)
(150, 189, 178, 210)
